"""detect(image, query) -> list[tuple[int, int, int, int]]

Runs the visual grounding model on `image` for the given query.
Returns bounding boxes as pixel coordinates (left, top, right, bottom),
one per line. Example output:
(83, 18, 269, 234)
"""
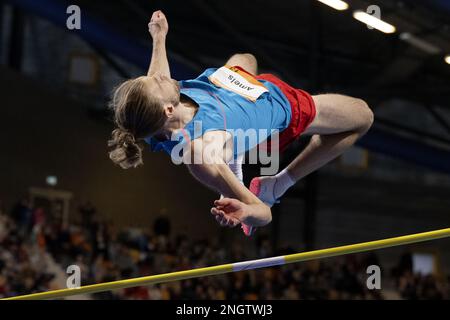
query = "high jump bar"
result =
(4, 227, 450, 300)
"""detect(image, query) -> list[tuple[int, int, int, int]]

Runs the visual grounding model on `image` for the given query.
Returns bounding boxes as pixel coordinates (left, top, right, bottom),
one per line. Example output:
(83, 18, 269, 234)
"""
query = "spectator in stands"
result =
(1, 195, 449, 300)
(10, 198, 32, 236)
(78, 200, 96, 228)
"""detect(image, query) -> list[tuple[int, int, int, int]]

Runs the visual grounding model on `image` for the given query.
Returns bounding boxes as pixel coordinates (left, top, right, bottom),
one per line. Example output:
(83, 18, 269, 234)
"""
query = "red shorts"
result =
(233, 66, 316, 152)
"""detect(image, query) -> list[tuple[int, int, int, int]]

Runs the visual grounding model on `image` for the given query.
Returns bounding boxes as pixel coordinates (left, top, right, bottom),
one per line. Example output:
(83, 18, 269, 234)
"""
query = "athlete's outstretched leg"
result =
(251, 94, 374, 206)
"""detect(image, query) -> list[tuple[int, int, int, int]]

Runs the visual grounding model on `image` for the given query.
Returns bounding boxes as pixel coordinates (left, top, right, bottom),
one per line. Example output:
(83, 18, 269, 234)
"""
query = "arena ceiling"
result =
(4, 0, 450, 171)
(74, 0, 450, 108)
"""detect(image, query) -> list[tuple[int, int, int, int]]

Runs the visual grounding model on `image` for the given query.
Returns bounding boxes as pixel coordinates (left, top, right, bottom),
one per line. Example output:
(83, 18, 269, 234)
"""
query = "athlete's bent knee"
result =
(235, 53, 257, 66)
(242, 53, 257, 64)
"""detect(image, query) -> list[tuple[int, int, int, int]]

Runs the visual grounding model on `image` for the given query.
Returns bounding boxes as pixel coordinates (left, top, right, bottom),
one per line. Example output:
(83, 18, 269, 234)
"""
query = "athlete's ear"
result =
(163, 103, 175, 118)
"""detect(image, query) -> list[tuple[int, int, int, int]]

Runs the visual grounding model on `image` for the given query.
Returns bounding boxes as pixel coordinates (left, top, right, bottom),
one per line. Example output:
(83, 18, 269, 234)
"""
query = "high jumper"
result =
(108, 10, 374, 236)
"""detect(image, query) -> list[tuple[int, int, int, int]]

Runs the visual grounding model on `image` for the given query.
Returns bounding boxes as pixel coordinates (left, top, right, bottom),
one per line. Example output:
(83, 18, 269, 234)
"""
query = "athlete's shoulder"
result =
(182, 67, 217, 82)
(195, 67, 218, 80)
(178, 68, 218, 90)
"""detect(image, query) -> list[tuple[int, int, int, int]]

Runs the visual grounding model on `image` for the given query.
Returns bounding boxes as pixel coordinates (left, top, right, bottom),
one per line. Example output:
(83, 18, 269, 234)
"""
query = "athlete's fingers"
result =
(214, 213, 223, 223)
(212, 207, 226, 216)
(214, 212, 227, 226)
(150, 11, 164, 24)
(211, 207, 226, 217)
(226, 219, 237, 227)
(215, 200, 230, 210)
(213, 208, 238, 227)
(152, 10, 161, 18)
(231, 218, 241, 227)
(212, 203, 241, 228)
(226, 219, 235, 227)
(215, 215, 225, 225)
(219, 217, 228, 227)
(214, 198, 235, 207)
(212, 209, 229, 226)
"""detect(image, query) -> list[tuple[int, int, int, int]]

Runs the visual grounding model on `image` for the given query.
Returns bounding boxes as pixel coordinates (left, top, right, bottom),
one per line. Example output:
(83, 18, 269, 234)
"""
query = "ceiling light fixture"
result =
(353, 10, 396, 33)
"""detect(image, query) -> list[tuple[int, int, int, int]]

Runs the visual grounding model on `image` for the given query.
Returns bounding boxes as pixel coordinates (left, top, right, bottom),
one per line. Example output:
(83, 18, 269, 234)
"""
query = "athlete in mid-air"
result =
(108, 11, 374, 236)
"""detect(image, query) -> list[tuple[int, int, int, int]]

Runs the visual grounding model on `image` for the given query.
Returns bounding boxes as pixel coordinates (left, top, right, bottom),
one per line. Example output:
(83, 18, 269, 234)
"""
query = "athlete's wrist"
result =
(242, 203, 272, 227)
(152, 34, 166, 44)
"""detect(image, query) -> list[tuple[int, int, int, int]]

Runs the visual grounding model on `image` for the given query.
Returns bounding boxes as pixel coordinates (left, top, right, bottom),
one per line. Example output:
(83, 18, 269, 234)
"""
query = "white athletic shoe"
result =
(249, 176, 280, 207)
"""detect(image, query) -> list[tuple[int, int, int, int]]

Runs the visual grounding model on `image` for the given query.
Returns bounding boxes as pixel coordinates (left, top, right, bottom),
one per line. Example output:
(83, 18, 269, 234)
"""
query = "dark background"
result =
(0, 0, 449, 300)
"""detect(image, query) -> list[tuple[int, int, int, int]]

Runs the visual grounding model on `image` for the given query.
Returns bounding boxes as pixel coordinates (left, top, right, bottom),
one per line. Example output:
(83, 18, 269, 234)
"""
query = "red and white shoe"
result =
(241, 223, 255, 237)
(249, 176, 280, 207)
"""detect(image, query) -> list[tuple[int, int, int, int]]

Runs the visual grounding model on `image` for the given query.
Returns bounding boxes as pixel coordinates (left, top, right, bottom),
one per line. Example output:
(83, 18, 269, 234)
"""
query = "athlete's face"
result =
(140, 73, 180, 106)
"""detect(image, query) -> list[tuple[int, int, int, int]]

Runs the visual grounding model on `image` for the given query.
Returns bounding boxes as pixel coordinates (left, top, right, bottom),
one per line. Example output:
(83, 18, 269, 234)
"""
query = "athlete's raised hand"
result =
(211, 198, 249, 228)
(148, 10, 168, 40)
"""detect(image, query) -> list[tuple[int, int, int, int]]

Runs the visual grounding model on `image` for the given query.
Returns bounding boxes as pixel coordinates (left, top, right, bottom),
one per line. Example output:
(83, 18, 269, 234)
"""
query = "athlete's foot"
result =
(249, 176, 280, 207)
(241, 223, 255, 237)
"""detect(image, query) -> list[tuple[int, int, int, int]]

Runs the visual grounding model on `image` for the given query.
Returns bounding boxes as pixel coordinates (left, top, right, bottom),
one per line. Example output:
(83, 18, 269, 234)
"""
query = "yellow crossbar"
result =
(4, 227, 450, 300)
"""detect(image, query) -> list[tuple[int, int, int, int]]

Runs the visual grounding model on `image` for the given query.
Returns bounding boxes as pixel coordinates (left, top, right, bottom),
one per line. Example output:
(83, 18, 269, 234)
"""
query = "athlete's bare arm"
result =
(147, 10, 171, 77)
(184, 131, 272, 228)
(225, 53, 258, 75)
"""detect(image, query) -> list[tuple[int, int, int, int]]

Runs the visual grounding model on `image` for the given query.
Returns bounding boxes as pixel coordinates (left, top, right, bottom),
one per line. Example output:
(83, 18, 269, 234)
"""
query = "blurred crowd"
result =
(0, 197, 449, 300)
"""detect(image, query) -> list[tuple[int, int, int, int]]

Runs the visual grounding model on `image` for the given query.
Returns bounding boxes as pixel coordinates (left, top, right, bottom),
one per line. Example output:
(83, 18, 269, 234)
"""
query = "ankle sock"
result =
(273, 168, 296, 199)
